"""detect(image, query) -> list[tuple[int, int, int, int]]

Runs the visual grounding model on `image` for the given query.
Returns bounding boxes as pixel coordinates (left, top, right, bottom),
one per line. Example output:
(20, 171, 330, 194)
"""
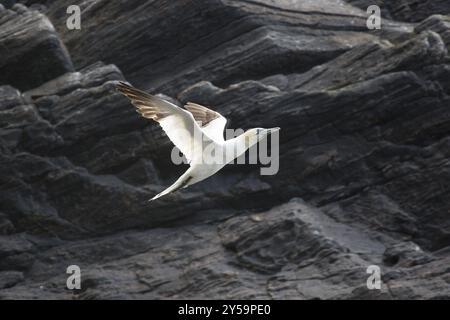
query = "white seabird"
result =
(116, 81, 280, 201)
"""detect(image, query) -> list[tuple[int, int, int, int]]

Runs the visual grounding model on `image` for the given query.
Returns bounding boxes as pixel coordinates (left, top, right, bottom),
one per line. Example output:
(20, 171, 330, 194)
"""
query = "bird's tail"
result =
(149, 169, 193, 201)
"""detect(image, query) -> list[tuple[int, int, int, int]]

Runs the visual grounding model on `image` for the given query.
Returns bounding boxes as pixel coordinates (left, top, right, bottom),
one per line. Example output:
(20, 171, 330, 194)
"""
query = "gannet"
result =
(116, 82, 280, 201)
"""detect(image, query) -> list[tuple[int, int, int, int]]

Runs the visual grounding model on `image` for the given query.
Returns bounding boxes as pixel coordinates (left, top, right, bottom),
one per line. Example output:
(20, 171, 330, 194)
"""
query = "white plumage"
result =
(116, 81, 279, 201)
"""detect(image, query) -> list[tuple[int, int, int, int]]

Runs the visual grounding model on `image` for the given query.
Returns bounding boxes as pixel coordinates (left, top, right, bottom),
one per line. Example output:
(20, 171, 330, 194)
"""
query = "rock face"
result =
(347, 0, 450, 22)
(0, 4, 73, 91)
(0, 1, 449, 299)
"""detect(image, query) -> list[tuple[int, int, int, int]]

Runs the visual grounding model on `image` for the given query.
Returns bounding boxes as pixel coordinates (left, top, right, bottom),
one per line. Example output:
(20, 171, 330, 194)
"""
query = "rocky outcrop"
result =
(34, 0, 413, 94)
(0, 4, 73, 91)
(346, 0, 450, 23)
(0, 1, 449, 299)
(415, 15, 450, 50)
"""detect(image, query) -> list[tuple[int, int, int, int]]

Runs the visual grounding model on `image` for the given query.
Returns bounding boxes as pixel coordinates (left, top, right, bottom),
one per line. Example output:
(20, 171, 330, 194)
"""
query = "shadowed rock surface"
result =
(0, 3, 73, 91)
(0, 1, 449, 299)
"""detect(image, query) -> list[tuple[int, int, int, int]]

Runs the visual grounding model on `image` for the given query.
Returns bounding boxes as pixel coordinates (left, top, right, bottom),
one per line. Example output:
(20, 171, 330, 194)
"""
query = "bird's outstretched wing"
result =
(184, 102, 227, 143)
(116, 81, 207, 163)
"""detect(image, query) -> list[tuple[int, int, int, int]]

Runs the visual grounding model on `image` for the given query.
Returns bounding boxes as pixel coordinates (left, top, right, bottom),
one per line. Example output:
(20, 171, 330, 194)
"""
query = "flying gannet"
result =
(116, 81, 280, 201)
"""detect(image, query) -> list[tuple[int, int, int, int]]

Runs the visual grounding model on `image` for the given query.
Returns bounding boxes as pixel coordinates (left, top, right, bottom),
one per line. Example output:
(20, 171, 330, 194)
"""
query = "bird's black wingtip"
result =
(115, 81, 132, 91)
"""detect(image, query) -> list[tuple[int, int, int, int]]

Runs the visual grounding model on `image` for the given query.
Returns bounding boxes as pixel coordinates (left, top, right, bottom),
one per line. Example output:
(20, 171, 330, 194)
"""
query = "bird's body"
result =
(116, 82, 279, 201)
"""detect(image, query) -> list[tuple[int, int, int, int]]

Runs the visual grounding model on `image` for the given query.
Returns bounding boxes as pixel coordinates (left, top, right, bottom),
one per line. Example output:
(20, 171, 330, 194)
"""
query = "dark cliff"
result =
(0, 0, 449, 299)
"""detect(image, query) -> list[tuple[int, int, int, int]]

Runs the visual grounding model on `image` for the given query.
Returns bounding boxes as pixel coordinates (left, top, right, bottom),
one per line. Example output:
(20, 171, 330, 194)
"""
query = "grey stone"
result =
(0, 5, 73, 91)
(0, 0, 449, 300)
